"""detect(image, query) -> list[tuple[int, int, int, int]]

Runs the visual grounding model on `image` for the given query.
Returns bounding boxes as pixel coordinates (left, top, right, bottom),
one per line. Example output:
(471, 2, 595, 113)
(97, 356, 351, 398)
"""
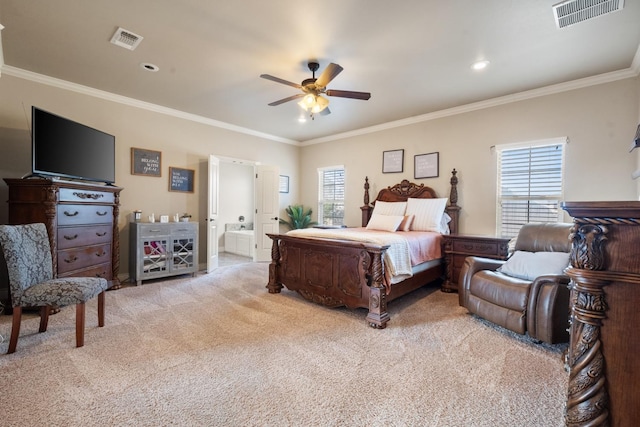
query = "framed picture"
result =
(414, 152, 439, 179)
(279, 175, 289, 193)
(131, 147, 161, 177)
(382, 149, 404, 173)
(169, 167, 195, 193)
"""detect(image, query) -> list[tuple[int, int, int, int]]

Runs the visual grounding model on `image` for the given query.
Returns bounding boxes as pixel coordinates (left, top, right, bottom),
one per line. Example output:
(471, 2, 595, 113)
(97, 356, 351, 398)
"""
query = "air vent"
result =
(553, 0, 624, 28)
(110, 27, 143, 50)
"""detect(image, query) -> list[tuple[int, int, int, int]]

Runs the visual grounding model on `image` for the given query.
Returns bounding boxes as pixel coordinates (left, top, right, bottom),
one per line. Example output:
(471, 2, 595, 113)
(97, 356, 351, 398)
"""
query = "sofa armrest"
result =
(459, 256, 507, 307)
(526, 274, 571, 343)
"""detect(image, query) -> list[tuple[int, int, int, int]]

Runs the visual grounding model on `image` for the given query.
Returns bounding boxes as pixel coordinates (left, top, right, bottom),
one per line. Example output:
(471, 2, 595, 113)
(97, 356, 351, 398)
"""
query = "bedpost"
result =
(266, 235, 283, 293)
(361, 176, 373, 227)
(446, 169, 461, 235)
(365, 247, 390, 329)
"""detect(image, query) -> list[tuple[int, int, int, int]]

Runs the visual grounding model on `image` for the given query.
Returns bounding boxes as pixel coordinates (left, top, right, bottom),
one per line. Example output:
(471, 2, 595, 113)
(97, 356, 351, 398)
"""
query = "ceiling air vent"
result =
(553, 0, 624, 28)
(110, 27, 143, 50)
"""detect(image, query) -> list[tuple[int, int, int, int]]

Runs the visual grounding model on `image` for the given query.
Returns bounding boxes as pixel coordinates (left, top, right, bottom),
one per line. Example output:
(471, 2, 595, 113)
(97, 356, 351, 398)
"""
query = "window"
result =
(497, 138, 566, 238)
(318, 166, 345, 226)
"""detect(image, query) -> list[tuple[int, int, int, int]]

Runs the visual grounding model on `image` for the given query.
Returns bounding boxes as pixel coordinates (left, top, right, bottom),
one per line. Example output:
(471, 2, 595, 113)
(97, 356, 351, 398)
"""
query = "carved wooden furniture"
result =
(2, 178, 122, 308)
(561, 201, 640, 427)
(442, 234, 510, 292)
(129, 222, 198, 285)
(266, 170, 460, 329)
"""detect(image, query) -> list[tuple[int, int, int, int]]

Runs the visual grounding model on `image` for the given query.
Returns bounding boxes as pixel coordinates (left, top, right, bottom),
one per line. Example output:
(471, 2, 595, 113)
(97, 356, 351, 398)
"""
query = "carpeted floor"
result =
(0, 262, 568, 426)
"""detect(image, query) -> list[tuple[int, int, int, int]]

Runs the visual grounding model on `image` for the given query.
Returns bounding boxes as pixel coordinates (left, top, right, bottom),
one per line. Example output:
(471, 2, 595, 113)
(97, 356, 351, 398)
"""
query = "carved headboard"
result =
(360, 169, 460, 234)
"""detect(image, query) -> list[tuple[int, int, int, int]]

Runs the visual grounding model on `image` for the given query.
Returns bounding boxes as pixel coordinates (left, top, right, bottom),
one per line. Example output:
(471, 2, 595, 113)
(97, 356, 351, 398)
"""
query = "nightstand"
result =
(441, 234, 510, 292)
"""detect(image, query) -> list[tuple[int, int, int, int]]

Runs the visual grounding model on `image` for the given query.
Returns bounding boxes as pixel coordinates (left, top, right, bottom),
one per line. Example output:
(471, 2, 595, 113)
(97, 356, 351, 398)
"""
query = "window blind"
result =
(497, 142, 565, 238)
(318, 166, 345, 226)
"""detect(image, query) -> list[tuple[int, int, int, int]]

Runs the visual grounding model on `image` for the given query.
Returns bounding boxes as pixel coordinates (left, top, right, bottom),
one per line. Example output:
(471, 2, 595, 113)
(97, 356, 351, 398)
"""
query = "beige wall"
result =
(300, 77, 640, 234)
(0, 74, 300, 277)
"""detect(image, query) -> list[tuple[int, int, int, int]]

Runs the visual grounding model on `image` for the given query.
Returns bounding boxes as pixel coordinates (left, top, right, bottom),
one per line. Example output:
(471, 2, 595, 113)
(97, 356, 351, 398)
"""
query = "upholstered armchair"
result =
(458, 223, 573, 344)
(0, 223, 109, 354)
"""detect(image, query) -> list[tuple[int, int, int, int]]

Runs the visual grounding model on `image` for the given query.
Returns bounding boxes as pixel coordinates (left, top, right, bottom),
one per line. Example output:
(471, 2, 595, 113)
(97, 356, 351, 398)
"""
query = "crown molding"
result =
(0, 65, 299, 146)
(302, 67, 640, 146)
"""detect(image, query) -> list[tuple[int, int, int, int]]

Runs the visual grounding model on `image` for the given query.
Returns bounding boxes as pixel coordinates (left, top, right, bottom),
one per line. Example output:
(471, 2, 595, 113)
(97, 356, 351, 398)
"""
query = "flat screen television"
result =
(31, 107, 116, 184)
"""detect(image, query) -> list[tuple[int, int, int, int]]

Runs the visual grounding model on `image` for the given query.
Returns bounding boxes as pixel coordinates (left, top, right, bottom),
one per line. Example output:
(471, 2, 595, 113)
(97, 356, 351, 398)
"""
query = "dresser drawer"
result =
(57, 225, 112, 249)
(58, 188, 115, 204)
(57, 205, 113, 226)
(57, 243, 111, 274)
(137, 224, 172, 237)
(452, 239, 500, 256)
(57, 262, 112, 280)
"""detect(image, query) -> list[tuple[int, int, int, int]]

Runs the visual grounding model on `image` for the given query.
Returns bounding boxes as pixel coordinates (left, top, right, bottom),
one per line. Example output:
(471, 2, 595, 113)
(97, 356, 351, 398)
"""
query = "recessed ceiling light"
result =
(140, 63, 159, 72)
(471, 60, 490, 71)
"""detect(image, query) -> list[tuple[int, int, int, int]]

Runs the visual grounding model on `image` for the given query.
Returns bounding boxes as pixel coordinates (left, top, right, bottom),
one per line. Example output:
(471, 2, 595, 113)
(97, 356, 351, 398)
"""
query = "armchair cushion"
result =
(497, 250, 570, 281)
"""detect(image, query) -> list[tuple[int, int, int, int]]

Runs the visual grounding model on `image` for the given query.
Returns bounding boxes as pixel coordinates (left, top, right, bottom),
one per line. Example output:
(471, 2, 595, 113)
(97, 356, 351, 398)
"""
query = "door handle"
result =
(271, 217, 279, 220)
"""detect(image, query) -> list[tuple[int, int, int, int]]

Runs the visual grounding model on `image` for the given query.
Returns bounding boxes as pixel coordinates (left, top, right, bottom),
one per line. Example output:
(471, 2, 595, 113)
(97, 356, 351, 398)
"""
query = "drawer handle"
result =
(72, 191, 104, 200)
(64, 211, 79, 217)
(63, 234, 78, 240)
(64, 256, 78, 264)
(96, 232, 107, 237)
(95, 251, 107, 257)
(96, 211, 108, 216)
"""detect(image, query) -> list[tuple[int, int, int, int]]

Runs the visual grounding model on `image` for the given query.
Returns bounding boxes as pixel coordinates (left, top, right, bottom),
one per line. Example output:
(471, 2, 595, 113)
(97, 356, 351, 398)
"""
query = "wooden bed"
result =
(266, 169, 460, 328)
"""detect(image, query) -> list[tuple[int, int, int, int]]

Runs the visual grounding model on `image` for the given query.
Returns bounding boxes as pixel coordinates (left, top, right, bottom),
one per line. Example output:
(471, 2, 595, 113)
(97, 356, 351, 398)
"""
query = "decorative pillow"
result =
(366, 213, 404, 232)
(405, 198, 448, 232)
(398, 214, 414, 232)
(498, 250, 570, 281)
(440, 212, 452, 235)
(372, 201, 407, 216)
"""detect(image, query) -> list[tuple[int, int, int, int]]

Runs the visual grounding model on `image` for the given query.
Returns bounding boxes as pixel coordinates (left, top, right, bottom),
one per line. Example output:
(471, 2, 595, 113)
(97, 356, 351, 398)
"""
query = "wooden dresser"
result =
(3, 178, 122, 294)
(561, 201, 640, 427)
(442, 234, 510, 292)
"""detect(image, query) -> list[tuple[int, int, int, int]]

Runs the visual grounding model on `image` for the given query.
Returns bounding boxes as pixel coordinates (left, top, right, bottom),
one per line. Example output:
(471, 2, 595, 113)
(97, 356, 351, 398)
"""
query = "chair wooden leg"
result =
(76, 302, 85, 348)
(98, 291, 105, 327)
(39, 306, 50, 332)
(8, 307, 22, 354)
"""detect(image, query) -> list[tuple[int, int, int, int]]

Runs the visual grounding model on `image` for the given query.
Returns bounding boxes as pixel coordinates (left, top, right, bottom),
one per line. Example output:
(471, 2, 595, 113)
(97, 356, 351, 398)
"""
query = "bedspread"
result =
(286, 228, 442, 284)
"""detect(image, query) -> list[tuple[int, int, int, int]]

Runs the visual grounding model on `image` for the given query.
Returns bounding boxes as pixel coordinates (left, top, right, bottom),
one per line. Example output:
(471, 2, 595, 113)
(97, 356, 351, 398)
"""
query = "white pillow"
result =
(372, 201, 407, 216)
(440, 212, 452, 235)
(399, 214, 414, 232)
(366, 213, 404, 232)
(498, 250, 570, 281)
(405, 198, 448, 232)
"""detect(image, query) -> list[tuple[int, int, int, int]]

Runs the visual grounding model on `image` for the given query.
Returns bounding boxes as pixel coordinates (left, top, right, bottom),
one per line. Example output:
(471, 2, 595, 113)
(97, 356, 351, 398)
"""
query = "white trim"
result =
(0, 65, 299, 146)
(493, 137, 568, 152)
(0, 24, 5, 77)
(303, 68, 637, 145)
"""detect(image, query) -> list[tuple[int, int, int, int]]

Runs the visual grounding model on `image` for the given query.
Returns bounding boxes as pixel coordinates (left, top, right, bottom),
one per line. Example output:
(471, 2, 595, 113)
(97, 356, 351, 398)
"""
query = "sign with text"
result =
(169, 167, 195, 193)
(131, 148, 161, 177)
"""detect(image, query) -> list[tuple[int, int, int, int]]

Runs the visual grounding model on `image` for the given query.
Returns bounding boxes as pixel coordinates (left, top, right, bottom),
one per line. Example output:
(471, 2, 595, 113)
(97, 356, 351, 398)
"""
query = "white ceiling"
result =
(1, 0, 639, 144)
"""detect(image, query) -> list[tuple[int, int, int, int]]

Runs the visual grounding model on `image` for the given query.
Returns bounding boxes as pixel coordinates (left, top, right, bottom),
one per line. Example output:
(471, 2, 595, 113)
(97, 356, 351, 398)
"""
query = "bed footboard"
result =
(266, 233, 391, 328)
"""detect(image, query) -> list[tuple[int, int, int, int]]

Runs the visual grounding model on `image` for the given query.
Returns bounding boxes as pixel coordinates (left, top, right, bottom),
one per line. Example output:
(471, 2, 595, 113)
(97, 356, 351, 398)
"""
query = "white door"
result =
(207, 155, 220, 272)
(254, 165, 280, 262)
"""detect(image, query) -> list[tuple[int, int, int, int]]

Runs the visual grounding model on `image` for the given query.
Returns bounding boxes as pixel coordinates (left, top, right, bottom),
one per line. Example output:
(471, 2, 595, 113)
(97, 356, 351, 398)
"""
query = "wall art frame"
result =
(279, 175, 289, 193)
(414, 152, 439, 179)
(382, 149, 404, 173)
(169, 167, 195, 193)
(131, 147, 162, 177)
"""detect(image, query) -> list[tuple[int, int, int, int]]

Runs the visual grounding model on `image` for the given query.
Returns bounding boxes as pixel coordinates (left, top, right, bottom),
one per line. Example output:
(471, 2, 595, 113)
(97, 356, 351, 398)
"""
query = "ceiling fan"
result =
(260, 61, 371, 118)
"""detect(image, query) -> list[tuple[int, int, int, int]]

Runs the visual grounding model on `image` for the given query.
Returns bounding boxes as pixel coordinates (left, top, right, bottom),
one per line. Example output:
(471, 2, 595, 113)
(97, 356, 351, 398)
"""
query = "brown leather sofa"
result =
(458, 223, 573, 344)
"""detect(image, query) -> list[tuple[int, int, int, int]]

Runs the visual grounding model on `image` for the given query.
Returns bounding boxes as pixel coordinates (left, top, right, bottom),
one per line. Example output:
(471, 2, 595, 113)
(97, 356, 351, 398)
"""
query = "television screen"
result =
(32, 107, 116, 184)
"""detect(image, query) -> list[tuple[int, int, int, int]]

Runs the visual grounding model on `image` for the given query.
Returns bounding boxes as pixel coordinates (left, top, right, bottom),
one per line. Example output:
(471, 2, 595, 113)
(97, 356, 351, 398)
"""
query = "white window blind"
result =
(318, 166, 345, 226)
(497, 139, 566, 238)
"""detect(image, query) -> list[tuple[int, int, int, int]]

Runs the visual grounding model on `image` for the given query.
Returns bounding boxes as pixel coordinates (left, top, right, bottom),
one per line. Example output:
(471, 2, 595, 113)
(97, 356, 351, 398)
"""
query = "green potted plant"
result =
(280, 205, 317, 230)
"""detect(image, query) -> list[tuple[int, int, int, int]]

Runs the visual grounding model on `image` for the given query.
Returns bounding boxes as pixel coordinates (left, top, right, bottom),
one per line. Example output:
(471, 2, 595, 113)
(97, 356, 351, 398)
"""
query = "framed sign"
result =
(131, 148, 161, 177)
(414, 152, 439, 179)
(169, 167, 195, 193)
(382, 149, 404, 173)
(279, 175, 289, 193)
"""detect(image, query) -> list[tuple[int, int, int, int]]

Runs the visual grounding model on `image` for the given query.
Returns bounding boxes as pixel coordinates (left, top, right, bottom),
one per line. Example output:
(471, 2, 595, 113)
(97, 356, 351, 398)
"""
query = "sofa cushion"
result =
(469, 270, 531, 312)
(498, 250, 570, 281)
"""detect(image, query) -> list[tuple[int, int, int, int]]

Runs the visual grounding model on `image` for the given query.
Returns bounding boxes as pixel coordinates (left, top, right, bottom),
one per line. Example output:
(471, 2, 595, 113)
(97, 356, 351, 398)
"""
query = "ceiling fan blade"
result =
(326, 89, 371, 100)
(260, 74, 302, 89)
(268, 93, 304, 106)
(315, 63, 343, 88)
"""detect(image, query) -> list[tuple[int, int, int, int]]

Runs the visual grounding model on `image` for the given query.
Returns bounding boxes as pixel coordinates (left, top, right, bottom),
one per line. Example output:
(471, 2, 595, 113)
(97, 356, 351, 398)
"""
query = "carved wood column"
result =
(562, 202, 640, 427)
